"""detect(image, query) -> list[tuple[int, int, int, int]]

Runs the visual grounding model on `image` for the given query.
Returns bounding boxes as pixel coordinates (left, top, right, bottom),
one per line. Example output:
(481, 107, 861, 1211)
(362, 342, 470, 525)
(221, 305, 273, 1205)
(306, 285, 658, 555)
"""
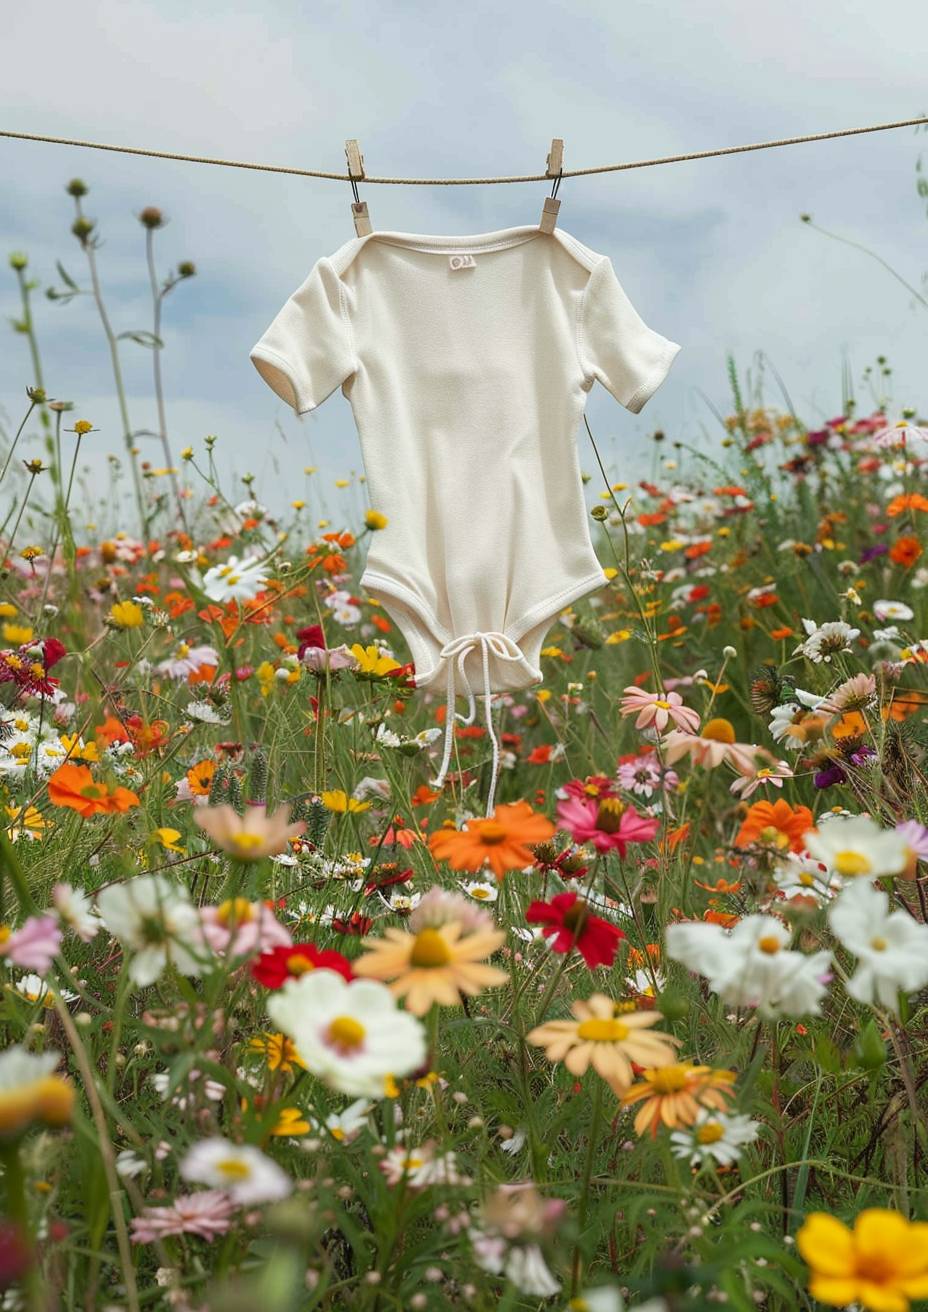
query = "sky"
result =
(1, 0, 926, 524)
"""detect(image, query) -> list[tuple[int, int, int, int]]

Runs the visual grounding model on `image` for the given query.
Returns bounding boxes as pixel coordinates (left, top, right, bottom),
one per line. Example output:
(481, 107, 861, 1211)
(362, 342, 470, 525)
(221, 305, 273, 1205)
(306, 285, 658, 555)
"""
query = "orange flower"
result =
(427, 800, 555, 880)
(890, 535, 922, 567)
(886, 492, 928, 516)
(47, 763, 140, 817)
(186, 759, 217, 796)
(621, 1063, 736, 1137)
(735, 799, 813, 853)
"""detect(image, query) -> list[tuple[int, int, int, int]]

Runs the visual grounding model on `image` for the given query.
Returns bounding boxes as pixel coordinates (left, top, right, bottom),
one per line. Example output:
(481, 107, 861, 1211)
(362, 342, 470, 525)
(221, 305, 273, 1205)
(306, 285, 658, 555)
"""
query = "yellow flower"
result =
(6, 805, 47, 839)
(0, 603, 18, 618)
(2, 623, 33, 644)
(602, 567, 618, 580)
(153, 827, 185, 854)
(320, 789, 371, 814)
(270, 1106, 310, 1136)
(72, 419, 94, 436)
(109, 600, 144, 629)
(526, 994, 681, 1096)
(349, 644, 402, 678)
(364, 509, 388, 531)
(180, 446, 193, 460)
(248, 1033, 306, 1074)
(621, 1063, 736, 1137)
(255, 660, 277, 698)
(605, 629, 633, 644)
(353, 921, 508, 1016)
(0, 1047, 74, 1138)
(797, 1208, 928, 1311)
(58, 733, 98, 763)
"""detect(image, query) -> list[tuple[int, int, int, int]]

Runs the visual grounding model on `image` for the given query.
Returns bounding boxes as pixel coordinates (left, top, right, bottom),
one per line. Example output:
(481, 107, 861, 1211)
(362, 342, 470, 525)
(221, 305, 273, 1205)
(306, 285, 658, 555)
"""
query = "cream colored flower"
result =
(526, 993, 680, 1095)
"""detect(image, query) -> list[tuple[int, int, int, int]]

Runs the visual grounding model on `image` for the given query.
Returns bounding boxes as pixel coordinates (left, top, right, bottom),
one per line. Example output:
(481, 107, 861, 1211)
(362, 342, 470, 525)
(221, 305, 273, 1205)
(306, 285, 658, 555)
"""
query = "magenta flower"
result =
(555, 795, 660, 855)
(619, 687, 700, 735)
(0, 915, 62, 971)
(130, 1190, 236, 1243)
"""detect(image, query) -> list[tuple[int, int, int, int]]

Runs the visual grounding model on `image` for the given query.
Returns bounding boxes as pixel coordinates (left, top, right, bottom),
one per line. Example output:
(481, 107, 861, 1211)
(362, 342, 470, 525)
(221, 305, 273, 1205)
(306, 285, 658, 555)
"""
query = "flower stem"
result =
(570, 1075, 604, 1297)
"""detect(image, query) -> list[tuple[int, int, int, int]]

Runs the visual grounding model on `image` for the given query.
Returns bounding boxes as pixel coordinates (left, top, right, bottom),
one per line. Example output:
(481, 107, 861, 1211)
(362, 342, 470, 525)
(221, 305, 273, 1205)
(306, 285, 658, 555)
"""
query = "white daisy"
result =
(201, 555, 269, 604)
(267, 969, 426, 1098)
(827, 877, 928, 1011)
(670, 1109, 759, 1167)
(179, 1138, 291, 1204)
(52, 883, 101, 942)
(665, 917, 831, 1019)
(97, 876, 204, 987)
(793, 618, 860, 664)
(802, 814, 909, 881)
(460, 880, 498, 903)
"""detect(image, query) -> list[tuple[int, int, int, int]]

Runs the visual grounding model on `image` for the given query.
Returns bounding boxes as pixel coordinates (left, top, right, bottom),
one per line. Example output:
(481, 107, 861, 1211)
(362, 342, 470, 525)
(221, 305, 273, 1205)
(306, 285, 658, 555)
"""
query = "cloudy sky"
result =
(1, 0, 926, 522)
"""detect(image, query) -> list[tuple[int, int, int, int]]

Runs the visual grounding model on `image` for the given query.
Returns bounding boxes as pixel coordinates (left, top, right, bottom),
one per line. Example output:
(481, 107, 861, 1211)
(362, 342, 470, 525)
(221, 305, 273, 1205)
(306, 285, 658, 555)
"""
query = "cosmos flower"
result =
(200, 898, 292, 958)
(52, 883, 101, 941)
(526, 994, 680, 1096)
(267, 969, 427, 1097)
(97, 876, 204, 987)
(802, 814, 910, 881)
(0, 1045, 73, 1137)
(47, 763, 139, 817)
(555, 795, 660, 855)
(797, 1208, 928, 1312)
(0, 915, 61, 971)
(130, 1191, 237, 1243)
(428, 801, 555, 879)
(735, 799, 815, 854)
(793, 618, 860, 664)
(352, 919, 507, 1015)
(660, 725, 762, 774)
(525, 892, 625, 968)
(251, 942, 354, 988)
(195, 802, 305, 860)
(618, 686, 701, 735)
(665, 916, 831, 1019)
(827, 876, 928, 1011)
(621, 1063, 736, 1138)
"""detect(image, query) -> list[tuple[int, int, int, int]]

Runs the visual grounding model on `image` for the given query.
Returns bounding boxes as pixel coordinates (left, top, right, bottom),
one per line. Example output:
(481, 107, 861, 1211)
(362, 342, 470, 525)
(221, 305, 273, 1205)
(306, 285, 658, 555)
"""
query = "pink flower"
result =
(619, 687, 700, 735)
(200, 898, 292, 958)
(0, 916, 61, 971)
(555, 795, 660, 855)
(896, 819, 928, 862)
(130, 1190, 236, 1243)
(661, 729, 761, 774)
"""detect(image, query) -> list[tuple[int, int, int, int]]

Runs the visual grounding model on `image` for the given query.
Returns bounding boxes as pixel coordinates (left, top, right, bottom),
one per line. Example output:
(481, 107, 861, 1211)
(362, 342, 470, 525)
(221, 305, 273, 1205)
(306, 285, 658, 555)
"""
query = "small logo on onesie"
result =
(449, 254, 477, 270)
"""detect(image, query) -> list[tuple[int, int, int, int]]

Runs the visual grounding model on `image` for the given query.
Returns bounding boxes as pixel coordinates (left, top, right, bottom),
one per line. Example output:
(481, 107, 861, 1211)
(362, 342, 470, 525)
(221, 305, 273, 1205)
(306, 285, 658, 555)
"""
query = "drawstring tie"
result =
(430, 631, 532, 817)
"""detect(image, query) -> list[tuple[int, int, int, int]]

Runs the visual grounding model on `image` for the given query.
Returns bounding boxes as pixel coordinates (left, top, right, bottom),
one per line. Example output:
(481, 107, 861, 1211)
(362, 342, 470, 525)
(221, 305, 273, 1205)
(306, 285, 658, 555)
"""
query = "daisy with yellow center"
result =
(621, 1062, 736, 1137)
(0, 1046, 74, 1138)
(353, 921, 508, 1015)
(526, 993, 681, 1096)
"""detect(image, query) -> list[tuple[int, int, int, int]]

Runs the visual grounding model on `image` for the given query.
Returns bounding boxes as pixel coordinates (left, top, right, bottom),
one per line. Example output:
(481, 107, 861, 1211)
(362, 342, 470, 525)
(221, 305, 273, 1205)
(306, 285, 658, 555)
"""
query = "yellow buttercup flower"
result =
(321, 789, 371, 815)
(2, 623, 33, 645)
(349, 644, 402, 678)
(153, 827, 185, 854)
(364, 509, 388, 531)
(109, 600, 144, 629)
(797, 1208, 928, 1311)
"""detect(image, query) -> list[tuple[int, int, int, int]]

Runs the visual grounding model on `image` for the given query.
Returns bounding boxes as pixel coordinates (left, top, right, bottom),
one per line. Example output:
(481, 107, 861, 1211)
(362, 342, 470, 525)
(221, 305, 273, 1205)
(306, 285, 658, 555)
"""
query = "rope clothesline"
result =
(1, 116, 926, 186)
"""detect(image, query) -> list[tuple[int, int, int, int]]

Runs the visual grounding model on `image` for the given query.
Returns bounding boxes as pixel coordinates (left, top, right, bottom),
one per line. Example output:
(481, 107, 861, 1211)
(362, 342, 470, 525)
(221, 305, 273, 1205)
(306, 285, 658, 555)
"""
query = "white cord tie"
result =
(430, 631, 531, 817)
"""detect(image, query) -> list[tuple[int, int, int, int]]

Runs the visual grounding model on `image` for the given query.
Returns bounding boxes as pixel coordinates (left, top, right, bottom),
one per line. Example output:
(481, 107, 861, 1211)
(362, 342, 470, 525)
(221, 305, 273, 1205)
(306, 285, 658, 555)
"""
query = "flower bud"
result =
(138, 206, 165, 229)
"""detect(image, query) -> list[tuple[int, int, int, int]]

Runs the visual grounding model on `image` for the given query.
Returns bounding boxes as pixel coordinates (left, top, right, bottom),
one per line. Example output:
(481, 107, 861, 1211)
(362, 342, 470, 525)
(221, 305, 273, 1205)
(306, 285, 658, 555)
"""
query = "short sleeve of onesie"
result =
(580, 256, 681, 413)
(249, 258, 357, 414)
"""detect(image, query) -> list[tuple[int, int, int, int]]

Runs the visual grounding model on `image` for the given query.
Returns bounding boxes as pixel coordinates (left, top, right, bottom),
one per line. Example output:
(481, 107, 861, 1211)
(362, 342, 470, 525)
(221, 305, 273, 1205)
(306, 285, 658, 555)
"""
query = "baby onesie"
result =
(250, 223, 680, 814)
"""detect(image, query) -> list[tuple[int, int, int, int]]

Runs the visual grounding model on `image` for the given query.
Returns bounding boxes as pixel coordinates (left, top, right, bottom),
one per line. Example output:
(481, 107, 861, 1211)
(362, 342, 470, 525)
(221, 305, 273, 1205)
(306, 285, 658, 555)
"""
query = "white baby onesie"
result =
(250, 223, 680, 813)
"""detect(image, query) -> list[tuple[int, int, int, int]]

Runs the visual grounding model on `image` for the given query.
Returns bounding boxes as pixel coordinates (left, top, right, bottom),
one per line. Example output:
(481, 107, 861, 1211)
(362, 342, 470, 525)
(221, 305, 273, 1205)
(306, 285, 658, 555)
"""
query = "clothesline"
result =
(1, 116, 926, 185)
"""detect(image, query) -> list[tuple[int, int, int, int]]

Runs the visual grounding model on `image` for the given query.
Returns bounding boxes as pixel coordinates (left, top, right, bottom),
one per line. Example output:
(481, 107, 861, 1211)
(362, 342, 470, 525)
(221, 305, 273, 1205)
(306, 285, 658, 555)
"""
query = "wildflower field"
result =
(2, 180, 928, 1312)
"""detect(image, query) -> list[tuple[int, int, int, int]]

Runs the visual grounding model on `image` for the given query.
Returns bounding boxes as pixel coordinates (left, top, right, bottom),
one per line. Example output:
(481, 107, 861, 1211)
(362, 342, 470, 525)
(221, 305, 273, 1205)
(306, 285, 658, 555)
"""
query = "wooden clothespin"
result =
(345, 139, 372, 236)
(540, 138, 564, 234)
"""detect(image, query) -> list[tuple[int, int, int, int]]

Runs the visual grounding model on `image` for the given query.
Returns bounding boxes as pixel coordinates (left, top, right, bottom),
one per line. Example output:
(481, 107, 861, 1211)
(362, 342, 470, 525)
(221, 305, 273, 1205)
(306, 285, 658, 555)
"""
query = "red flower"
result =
(251, 943, 353, 989)
(525, 891, 625, 968)
(296, 624, 326, 659)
